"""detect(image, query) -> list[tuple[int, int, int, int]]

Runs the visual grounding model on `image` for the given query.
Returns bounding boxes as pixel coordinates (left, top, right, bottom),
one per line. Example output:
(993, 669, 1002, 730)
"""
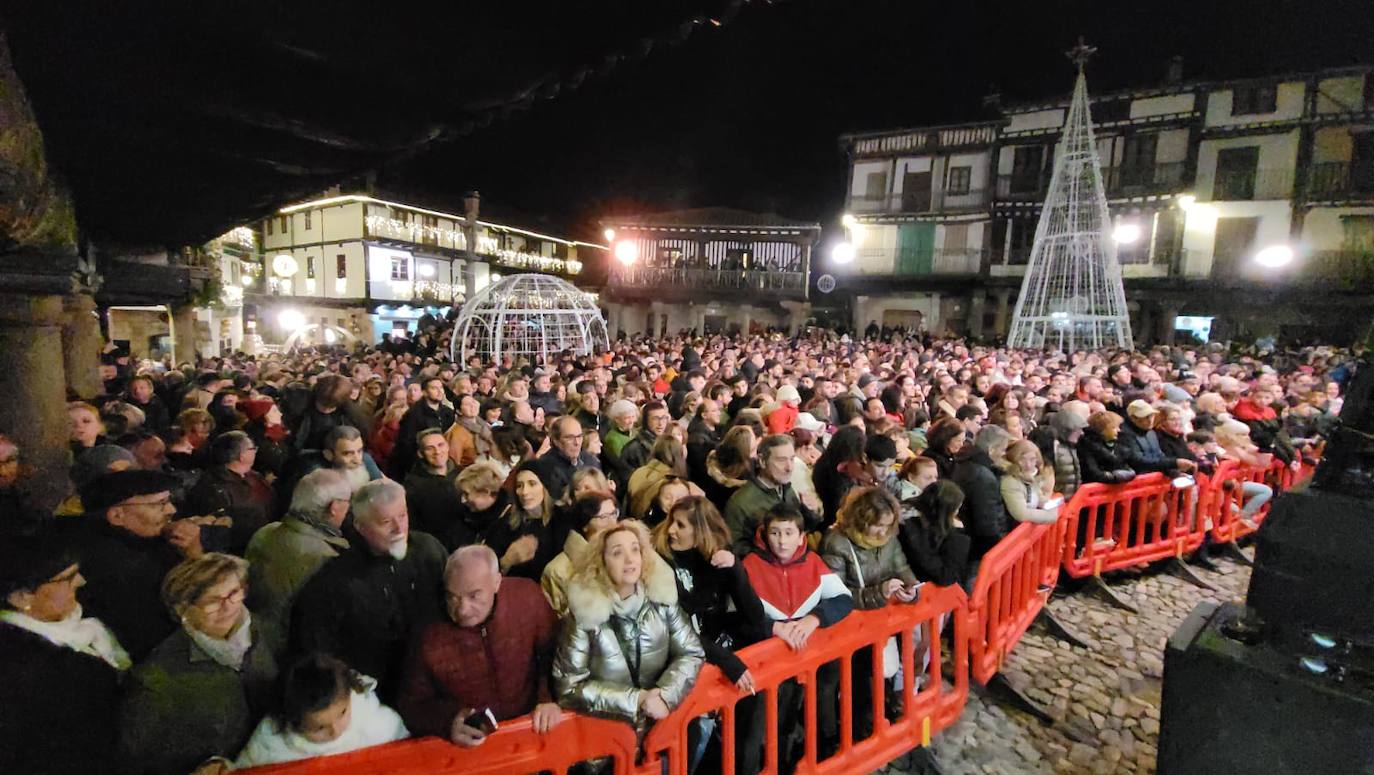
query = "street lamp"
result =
(614, 240, 638, 266)
(1254, 244, 1294, 268)
(271, 254, 299, 277)
(603, 227, 616, 242)
(1175, 193, 1197, 211)
(1112, 222, 1142, 244)
(831, 241, 855, 264)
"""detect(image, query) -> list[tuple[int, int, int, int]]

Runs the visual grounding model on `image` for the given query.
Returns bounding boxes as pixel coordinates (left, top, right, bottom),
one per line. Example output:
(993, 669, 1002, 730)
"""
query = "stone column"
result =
(968, 290, 988, 340)
(992, 289, 1012, 338)
(62, 293, 103, 399)
(0, 293, 72, 509)
(171, 304, 199, 364)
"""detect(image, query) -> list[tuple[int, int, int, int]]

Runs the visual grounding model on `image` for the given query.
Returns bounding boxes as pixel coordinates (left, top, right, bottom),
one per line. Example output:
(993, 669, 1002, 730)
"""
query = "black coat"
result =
(128, 395, 171, 432)
(1076, 429, 1137, 485)
(950, 448, 1008, 562)
(392, 401, 457, 477)
(58, 516, 182, 662)
(920, 447, 958, 480)
(898, 518, 972, 587)
(619, 429, 658, 473)
(481, 507, 559, 582)
(686, 418, 722, 484)
(531, 446, 600, 502)
(437, 491, 509, 552)
(291, 532, 447, 701)
(291, 404, 362, 453)
(1116, 421, 1177, 474)
(402, 463, 461, 538)
(663, 548, 768, 682)
(0, 623, 122, 775)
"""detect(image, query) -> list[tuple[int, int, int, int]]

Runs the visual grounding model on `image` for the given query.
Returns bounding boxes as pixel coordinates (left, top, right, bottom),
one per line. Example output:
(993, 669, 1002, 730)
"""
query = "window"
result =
(304, 211, 313, 231)
(864, 171, 888, 200)
(1094, 98, 1131, 123)
(946, 165, 972, 195)
(1119, 133, 1159, 186)
(306, 256, 316, 279)
(1214, 146, 1260, 200)
(1232, 84, 1277, 116)
(336, 254, 347, 279)
(266, 218, 273, 236)
(1010, 146, 1046, 194)
(278, 216, 287, 233)
(390, 256, 409, 281)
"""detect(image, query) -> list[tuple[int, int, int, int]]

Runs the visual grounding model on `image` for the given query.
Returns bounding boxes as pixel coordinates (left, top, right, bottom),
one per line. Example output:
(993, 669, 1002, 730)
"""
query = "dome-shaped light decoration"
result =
(450, 273, 609, 365)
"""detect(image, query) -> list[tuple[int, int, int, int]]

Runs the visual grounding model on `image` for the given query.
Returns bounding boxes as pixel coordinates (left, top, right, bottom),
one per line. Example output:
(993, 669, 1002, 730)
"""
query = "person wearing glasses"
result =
(185, 431, 276, 554)
(62, 469, 209, 661)
(118, 553, 280, 775)
(531, 415, 601, 502)
(540, 490, 623, 616)
(0, 533, 128, 775)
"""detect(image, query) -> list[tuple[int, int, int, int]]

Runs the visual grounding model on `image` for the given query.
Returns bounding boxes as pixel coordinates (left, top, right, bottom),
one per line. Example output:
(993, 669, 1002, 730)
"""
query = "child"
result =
(235, 653, 408, 768)
(741, 504, 854, 769)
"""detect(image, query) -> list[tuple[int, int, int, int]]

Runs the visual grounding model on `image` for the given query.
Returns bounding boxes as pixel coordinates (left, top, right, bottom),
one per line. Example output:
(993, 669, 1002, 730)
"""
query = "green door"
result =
(897, 223, 935, 274)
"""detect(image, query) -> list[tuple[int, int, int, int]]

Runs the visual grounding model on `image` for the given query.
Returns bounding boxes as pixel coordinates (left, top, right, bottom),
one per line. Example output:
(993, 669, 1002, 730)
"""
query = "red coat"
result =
(396, 577, 558, 736)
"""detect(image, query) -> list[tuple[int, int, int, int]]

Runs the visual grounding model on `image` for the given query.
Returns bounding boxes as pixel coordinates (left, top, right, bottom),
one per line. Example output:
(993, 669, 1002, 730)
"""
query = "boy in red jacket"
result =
(740, 505, 854, 768)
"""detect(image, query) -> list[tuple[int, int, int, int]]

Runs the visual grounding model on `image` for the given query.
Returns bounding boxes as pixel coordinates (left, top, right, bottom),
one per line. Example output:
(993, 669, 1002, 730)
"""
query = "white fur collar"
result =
(565, 558, 678, 629)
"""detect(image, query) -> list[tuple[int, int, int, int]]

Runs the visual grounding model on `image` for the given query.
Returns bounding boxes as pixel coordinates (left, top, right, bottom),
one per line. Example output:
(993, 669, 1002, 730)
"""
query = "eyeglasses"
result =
(197, 584, 245, 613)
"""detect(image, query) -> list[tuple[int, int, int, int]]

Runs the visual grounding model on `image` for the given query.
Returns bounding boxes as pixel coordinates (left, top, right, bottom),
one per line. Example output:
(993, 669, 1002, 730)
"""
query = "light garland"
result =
(365, 215, 468, 248)
(489, 248, 582, 275)
(220, 284, 244, 307)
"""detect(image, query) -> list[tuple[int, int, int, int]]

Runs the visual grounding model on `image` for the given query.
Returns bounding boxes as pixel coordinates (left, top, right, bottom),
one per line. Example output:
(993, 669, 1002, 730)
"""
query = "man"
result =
(184, 430, 276, 553)
(0, 435, 45, 539)
(531, 415, 600, 501)
(397, 545, 561, 746)
(124, 375, 170, 432)
(528, 369, 562, 416)
(952, 425, 1014, 578)
(393, 377, 457, 478)
(620, 400, 669, 472)
(686, 398, 724, 483)
(445, 394, 489, 467)
(724, 434, 820, 556)
(293, 479, 448, 701)
(320, 425, 384, 492)
(245, 468, 352, 632)
(403, 428, 462, 537)
(292, 374, 361, 452)
(1118, 400, 1195, 475)
(61, 469, 206, 660)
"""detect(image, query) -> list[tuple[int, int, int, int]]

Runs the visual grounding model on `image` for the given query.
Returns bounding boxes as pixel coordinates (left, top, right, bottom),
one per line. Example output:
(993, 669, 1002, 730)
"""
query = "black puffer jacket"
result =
(1076, 428, 1137, 485)
(950, 448, 1009, 562)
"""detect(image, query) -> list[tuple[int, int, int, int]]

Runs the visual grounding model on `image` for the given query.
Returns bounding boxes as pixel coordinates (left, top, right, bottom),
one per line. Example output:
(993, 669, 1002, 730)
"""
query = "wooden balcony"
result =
(1306, 161, 1374, 200)
(609, 266, 807, 300)
(847, 188, 989, 215)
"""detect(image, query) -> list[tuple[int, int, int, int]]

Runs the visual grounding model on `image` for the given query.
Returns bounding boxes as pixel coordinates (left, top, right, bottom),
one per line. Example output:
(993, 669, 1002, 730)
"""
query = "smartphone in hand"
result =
(464, 708, 499, 735)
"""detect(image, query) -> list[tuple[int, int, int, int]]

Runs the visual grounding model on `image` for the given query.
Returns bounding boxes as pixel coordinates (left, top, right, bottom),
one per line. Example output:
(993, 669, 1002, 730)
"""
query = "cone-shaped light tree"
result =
(1007, 40, 1132, 352)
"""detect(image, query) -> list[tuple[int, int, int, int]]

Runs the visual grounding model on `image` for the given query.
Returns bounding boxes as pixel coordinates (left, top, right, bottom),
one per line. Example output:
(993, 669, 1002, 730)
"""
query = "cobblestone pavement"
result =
(881, 553, 1253, 775)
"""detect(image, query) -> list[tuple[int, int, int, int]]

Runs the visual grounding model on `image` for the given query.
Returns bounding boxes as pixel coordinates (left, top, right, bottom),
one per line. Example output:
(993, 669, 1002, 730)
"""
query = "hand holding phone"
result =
(464, 707, 499, 735)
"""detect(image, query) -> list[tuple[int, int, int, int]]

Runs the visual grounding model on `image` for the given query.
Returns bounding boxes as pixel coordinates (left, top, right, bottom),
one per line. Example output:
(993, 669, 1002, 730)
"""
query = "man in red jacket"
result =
(397, 544, 561, 747)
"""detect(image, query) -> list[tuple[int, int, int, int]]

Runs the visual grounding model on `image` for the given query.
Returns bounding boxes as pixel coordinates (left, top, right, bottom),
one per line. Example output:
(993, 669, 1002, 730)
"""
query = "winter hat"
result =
(241, 398, 275, 423)
(777, 385, 801, 404)
(1126, 399, 1158, 420)
(82, 469, 180, 517)
(795, 412, 826, 433)
(70, 445, 138, 492)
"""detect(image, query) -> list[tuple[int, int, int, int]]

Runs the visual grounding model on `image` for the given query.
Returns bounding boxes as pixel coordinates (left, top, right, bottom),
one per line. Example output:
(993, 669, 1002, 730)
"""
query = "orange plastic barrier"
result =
(642, 582, 968, 775)
(246, 584, 969, 775)
(1058, 473, 1206, 578)
(963, 517, 1065, 685)
(243, 714, 641, 774)
(1203, 460, 1273, 543)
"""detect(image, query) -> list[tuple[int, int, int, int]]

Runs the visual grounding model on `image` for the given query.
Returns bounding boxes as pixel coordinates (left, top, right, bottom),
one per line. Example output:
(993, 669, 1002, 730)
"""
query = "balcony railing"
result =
(1103, 162, 1188, 195)
(610, 266, 807, 296)
(995, 172, 1052, 201)
(1301, 250, 1374, 287)
(853, 247, 986, 276)
(1200, 167, 1295, 201)
(848, 188, 989, 215)
(1306, 161, 1374, 199)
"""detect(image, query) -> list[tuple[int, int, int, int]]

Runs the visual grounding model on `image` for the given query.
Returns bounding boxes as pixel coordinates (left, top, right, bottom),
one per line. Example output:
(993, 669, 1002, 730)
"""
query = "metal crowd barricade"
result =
(245, 584, 969, 775)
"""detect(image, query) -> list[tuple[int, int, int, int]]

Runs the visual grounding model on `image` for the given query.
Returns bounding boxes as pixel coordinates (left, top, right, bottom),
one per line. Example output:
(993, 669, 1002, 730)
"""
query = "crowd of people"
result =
(0, 320, 1352, 774)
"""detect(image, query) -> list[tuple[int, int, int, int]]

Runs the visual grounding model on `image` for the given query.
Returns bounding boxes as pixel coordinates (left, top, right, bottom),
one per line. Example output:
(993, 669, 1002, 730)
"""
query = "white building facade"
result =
(838, 64, 1374, 344)
(211, 192, 600, 352)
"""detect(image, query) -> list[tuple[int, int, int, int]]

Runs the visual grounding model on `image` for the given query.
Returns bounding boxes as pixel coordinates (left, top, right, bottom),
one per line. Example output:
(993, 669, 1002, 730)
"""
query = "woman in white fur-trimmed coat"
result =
(552, 519, 704, 730)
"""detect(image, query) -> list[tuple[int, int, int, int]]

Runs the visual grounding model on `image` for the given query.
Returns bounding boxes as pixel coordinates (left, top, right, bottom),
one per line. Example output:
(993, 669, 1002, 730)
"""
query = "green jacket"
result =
(118, 620, 280, 775)
(245, 512, 350, 633)
(604, 427, 634, 458)
(723, 476, 816, 557)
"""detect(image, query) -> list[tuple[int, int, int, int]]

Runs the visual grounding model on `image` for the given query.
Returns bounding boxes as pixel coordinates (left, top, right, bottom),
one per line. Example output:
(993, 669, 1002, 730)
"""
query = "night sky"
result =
(386, 0, 1373, 252)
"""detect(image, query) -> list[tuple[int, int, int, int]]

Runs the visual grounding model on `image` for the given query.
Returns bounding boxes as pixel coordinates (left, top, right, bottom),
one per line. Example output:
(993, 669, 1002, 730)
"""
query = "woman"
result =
(566, 390, 604, 437)
(987, 406, 1024, 441)
(1214, 420, 1275, 528)
(483, 425, 533, 482)
(702, 426, 754, 511)
(812, 425, 870, 527)
(1076, 411, 1137, 486)
(541, 491, 621, 616)
(819, 487, 919, 741)
(920, 417, 965, 479)
(553, 520, 704, 730)
(898, 481, 971, 586)
(119, 553, 279, 775)
(1154, 403, 1202, 473)
(69, 400, 108, 454)
(0, 535, 128, 774)
(999, 440, 1058, 525)
(242, 398, 291, 481)
(627, 432, 689, 523)
(234, 652, 408, 768)
(652, 496, 767, 690)
(439, 461, 510, 552)
(177, 407, 216, 453)
(367, 386, 408, 468)
(483, 461, 558, 580)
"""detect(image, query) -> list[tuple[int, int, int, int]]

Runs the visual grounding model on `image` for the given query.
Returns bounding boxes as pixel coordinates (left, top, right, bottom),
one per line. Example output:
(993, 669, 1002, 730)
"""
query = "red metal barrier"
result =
(1059, 473, 1205, 579)
(246, 584, 969, 775)
(963, 517, 1065, 685)
(642, 582, 968, 775)
(243, 714, 641, 775)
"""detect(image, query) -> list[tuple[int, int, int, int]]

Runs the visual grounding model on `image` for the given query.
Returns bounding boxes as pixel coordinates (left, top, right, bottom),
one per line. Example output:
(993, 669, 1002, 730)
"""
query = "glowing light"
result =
(324, 327, 337, 344)
(1112, 222, 1142, 244)
(614, 240, 639, 266)
(1254, 244, 1294, 268)
(1176, 194, 1197, 211)
(418, 263, 436, 278)
(831, 242, 855, 264)
(305, 279, 317, 294)
(841, 213, 858, 228)
(334, 278, 347, 294)
(272, 254, 299, 277)
(278, 309, 305, 331)
(240, 275, 254, 287)
(603, 228, 616, 241)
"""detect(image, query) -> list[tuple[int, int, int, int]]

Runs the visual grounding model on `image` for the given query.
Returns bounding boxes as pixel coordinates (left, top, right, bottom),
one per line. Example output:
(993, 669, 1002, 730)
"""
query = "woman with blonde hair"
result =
(176, 407, 215, 452)
(553, 520, 704, 730)
(1215, 420, 1274, 527)
(999, 439, 1059, 525)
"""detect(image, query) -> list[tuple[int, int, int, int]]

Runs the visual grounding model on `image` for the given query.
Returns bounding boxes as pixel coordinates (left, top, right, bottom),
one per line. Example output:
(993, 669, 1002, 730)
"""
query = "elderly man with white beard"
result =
(291, 479, 446, 703)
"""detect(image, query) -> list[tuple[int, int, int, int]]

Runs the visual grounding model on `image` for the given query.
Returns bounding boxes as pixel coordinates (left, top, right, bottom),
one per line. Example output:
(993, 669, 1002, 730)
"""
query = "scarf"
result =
(845, 527, 892, 551)
(0, 605, 131, 670)
(611, 583, 646, 619)
(187, 610, 254, 671)
(261, 423, 289, 443)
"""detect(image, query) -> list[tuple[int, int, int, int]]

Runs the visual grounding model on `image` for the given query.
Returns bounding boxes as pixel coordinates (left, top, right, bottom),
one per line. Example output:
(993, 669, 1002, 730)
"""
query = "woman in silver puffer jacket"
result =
(553, 519, 705, 729)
